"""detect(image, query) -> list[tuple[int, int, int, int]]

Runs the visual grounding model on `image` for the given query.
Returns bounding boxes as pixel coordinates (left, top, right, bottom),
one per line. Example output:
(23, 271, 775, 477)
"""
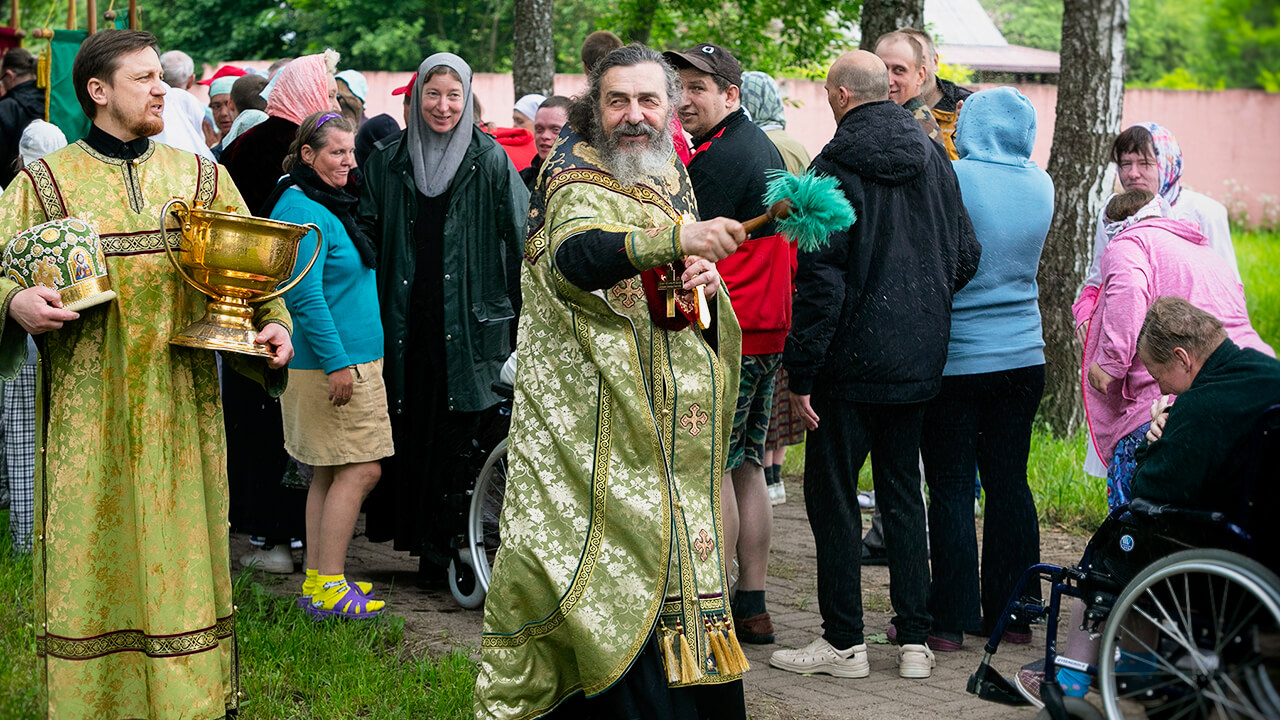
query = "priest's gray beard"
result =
(598, 119, 675, 189)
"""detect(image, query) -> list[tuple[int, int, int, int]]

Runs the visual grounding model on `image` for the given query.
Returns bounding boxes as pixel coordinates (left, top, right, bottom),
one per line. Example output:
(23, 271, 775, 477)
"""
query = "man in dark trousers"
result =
(664, 42, 790, 645)
(771, 49, 980, 681)
(0, 48, 45, 188)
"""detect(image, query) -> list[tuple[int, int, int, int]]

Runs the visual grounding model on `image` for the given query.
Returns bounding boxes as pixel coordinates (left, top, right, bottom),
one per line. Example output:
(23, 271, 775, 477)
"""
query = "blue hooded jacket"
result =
(945, 87, 1054, 376)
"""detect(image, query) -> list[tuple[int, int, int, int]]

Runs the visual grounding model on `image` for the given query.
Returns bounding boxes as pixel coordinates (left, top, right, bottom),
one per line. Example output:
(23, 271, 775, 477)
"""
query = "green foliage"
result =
(979, 0, 1280, 91)
(0, 521, 40, 719)
(1236, 231, 1280, 349)
(937, 62, 974, 85)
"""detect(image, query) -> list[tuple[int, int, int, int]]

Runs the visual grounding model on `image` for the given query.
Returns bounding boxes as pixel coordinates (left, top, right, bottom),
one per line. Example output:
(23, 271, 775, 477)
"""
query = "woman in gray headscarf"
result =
(357, 52, 530, 582)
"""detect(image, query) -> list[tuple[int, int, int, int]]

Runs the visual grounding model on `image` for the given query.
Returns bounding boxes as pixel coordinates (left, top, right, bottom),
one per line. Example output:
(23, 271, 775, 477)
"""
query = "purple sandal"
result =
(305, 582, 385, 620)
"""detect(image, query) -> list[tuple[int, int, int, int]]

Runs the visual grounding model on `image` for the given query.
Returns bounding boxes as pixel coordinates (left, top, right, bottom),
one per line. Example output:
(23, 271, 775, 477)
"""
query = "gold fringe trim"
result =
(725, 615, 751, 672)
(706, 618, 735, 675)
(659, 624, 680, 685)
(677, 623, 702, 684)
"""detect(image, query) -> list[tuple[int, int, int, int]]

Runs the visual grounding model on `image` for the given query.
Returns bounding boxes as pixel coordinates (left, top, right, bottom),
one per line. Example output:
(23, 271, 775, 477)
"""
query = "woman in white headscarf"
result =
(357, 53, 529, 582)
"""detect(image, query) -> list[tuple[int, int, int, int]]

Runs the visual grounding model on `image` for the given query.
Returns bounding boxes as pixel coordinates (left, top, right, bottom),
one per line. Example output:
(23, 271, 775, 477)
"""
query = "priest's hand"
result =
(8, 286, 79, 334)
(679, 218, 744, 262)
(681, 256, 720, 298)
(254, 323, 294, 369)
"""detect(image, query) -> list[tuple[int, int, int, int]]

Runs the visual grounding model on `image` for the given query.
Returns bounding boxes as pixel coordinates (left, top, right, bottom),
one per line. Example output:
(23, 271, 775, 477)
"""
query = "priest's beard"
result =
(108, 103, 165, 140)
(599, 119, 674, 189)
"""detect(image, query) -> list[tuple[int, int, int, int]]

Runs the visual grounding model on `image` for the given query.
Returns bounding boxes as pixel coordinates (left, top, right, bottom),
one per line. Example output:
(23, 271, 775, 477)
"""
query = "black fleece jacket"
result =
(0, 80, 45, 188)
(784, 100, 981, 404)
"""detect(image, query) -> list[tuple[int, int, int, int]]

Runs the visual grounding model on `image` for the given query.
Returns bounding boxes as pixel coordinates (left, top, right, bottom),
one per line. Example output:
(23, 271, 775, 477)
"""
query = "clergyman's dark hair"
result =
(72, 30, 160, 119)
(568, 44, 680, 145)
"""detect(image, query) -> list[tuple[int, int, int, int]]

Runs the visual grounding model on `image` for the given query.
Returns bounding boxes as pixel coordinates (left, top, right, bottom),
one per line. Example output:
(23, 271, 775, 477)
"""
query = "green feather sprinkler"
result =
(740, 169, 856, 252)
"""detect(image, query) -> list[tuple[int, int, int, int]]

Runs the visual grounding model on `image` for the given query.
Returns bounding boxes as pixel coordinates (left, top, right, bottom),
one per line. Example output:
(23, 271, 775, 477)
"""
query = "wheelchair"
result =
(444, 380, 513, 609)
(969, 407, 1280, 720)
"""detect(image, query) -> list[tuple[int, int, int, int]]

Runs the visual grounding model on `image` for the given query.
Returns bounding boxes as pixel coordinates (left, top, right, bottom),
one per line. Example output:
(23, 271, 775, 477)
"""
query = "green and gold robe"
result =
(475, 132, 744, 719)
(0, 139, 290, 719)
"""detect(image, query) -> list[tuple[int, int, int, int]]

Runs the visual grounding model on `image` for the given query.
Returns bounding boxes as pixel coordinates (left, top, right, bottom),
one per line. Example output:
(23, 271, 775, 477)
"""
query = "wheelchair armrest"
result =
(1127, 497, 1227, 525)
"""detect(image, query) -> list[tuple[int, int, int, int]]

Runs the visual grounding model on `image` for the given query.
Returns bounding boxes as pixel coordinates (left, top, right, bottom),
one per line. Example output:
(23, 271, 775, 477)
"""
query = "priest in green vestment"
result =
(476, 45, 752, 720)
(0, 31, 293, 719)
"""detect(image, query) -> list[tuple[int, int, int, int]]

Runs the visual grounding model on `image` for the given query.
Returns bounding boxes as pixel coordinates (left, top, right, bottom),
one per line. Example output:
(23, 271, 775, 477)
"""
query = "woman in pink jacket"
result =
(1082, 190, 1271, 508)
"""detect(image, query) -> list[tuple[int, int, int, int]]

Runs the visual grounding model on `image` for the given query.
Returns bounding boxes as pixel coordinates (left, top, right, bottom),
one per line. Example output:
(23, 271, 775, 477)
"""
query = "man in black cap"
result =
(663, 43, 790, 647)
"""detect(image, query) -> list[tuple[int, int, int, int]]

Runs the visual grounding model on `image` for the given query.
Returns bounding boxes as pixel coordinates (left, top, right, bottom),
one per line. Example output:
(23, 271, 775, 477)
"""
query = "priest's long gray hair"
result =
(568, 44, 682, 145)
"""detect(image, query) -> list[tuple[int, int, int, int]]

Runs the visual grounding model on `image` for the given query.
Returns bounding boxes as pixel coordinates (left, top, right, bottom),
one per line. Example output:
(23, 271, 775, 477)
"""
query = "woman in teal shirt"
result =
(265, 110, 394, 619)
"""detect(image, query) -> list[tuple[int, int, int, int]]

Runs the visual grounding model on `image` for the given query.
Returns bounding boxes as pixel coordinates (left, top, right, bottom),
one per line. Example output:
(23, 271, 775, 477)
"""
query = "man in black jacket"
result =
(0, 48, 45, 188)
(770, 50, 980, 682)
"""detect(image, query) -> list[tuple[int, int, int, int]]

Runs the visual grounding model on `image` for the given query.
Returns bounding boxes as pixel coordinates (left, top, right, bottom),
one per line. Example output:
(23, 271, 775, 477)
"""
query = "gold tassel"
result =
(660, 625, 680, 685)
(725, 615, 751, 672)
(706, 618, 734, 675)
(677, 624, 702, 684)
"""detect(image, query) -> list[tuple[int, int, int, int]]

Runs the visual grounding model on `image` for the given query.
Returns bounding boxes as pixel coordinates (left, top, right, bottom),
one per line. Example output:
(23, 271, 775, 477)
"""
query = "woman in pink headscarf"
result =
(221, 49, 340, 215)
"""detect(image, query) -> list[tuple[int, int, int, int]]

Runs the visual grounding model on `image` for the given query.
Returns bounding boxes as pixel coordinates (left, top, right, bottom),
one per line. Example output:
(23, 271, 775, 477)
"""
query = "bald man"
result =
(772, 50, 980, 682)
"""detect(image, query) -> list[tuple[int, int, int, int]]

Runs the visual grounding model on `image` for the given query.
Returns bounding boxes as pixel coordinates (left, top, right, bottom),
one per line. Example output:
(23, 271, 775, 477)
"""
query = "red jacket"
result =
(718, 234, 796, 355)
(488, 126, 536, 171)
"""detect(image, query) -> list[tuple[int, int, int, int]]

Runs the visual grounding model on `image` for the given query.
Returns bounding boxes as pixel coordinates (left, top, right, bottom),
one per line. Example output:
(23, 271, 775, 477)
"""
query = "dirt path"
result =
(232, 474, 1090, 719)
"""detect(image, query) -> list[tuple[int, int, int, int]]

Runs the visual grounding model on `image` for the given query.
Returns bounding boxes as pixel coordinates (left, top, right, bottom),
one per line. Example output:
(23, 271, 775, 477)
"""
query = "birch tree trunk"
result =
(1038, 0, 1129, 435)
(858, 0, 924, 49)
(513, 0, 554, 98)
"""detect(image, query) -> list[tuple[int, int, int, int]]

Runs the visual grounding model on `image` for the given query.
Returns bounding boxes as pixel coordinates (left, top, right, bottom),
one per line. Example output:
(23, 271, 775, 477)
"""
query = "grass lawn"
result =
(0, 513, 476, 720)
(1, 232, 1277, 716)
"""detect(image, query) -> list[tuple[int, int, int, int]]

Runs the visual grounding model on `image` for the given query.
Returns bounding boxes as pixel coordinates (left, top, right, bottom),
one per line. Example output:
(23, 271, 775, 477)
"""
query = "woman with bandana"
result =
(1072, 122, 1238, 479)
(357, 53, 528, 584)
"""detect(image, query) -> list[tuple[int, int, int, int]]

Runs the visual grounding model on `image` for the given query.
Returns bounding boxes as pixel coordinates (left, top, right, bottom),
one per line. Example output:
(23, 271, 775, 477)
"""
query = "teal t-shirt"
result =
(271, 186, 383, 373)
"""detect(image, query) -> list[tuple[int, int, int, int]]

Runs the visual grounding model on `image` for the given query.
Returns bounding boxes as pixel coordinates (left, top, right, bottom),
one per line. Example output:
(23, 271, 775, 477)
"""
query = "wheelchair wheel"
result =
(1034, 697, 1102, 720)
(1098, 548, 1280, 719)
(468, 438, 507, 594)
(448, 552, 485, 609)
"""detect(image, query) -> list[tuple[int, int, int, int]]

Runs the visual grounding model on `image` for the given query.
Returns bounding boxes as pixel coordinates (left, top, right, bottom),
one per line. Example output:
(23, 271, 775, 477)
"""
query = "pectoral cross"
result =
(656, 273, 685, 318)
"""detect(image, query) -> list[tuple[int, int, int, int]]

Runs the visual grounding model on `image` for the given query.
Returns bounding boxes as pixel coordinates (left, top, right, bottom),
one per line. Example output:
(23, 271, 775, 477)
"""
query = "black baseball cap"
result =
(663, 43, 743, 89)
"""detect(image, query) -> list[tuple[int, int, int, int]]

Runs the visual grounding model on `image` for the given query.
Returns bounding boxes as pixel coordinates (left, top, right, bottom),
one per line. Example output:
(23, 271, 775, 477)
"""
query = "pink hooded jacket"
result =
(1082, 217, 1272, 464)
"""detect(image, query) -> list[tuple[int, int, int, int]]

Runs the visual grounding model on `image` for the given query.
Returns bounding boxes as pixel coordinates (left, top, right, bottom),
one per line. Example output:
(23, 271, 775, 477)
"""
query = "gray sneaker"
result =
(770, 637, 870, 678)
(898, 643, 936, 678)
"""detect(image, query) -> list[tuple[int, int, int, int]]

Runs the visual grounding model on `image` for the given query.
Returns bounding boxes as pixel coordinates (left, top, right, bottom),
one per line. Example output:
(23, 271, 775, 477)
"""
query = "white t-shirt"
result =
(1083, 189, 1238, 288)
(150, 87, 214, 161)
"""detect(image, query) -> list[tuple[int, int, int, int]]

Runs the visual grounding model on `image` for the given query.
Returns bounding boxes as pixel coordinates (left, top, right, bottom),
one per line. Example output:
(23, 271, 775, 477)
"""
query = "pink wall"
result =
(197, 67, 1279, 224)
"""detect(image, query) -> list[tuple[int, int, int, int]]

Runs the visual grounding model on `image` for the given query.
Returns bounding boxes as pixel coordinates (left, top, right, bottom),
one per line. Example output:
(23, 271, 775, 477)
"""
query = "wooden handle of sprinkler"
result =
(741, 199, 794, 238)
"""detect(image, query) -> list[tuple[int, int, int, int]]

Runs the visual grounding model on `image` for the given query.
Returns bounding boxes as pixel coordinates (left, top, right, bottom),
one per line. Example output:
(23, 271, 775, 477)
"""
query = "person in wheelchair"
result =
(1018, 296, 1280, 708)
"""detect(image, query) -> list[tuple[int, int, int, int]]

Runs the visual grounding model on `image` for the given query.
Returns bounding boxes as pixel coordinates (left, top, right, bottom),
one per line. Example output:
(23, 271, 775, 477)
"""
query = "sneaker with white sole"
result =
(770, 637, 870, 678)
(898, 643, 936, 678)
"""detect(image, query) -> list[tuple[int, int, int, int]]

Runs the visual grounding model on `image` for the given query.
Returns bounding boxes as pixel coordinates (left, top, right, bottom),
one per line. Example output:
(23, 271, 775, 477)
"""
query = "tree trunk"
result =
(513, 0, 554, 97)
(622, 0, 660, 45)
(1038, 0, 1129, 436)
(858, 0, 924, 50)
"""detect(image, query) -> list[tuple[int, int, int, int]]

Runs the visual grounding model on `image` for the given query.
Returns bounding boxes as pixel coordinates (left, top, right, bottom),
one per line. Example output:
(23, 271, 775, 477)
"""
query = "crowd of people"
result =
(0, 20, 1275, 720)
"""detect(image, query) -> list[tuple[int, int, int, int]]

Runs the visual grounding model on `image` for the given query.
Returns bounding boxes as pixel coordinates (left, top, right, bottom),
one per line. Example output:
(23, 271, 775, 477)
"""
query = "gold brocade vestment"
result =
(475, 131, 745, 720)
(0, 140, 290, 719)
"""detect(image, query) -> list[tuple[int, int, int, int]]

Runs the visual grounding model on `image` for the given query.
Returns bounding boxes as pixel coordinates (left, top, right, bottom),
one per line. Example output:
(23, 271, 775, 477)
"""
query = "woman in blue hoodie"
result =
(919, 87, 1054, 649)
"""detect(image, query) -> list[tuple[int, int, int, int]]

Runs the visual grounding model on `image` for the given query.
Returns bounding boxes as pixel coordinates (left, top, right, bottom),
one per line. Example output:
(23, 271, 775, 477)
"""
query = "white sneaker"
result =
(774, 482, 787, 505)
(898, 643, 936, 678)
(239, 544, 294, 574)
(857, 490, 875, 509)
(770, 637, 870, 678)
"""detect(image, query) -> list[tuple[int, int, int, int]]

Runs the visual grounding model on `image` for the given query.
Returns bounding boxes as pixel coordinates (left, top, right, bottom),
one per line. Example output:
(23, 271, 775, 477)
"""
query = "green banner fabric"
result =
(46, 30, 91, 143)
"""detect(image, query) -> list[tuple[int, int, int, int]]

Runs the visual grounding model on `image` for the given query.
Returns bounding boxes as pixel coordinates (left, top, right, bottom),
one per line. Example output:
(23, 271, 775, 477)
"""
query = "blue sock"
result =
(1057, 667, 1092, 697)
(1117, 650, 1160, 674)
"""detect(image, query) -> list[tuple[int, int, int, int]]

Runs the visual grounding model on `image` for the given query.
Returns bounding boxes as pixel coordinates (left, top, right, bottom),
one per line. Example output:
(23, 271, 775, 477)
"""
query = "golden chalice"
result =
(160, 198, 321, 357)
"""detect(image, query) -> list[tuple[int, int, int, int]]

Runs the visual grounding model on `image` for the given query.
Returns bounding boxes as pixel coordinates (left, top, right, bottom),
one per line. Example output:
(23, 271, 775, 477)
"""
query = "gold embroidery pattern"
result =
(100, 230, 179, 256)
(680, 403, 710, 437)
(545, 168, 680, 224)
(693, 529, 715, 562)
(23, 160, 67, 221)
(195, 155, 217, 207)
(610, 278, 643, 309)
(37, 614, 235, 660)
(482, 315, 613, 650)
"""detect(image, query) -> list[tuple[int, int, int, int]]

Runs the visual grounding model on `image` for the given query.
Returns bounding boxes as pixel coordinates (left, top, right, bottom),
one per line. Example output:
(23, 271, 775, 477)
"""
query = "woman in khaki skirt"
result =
(265, 111, 394, 619)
